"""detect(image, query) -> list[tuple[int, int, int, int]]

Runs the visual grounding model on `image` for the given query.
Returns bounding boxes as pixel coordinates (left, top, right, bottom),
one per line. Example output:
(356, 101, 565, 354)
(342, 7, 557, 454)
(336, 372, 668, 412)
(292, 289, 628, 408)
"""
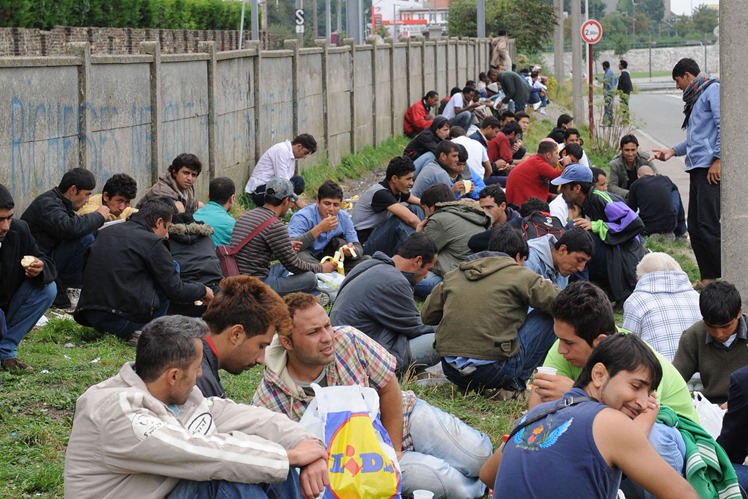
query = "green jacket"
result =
(422, 201, 491, 277)
(422, 252, 559, 360)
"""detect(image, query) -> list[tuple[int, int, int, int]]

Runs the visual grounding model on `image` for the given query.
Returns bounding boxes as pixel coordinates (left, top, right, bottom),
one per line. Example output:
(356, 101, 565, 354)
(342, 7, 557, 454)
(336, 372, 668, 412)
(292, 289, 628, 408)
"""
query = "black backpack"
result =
(521, 210, 565, 240)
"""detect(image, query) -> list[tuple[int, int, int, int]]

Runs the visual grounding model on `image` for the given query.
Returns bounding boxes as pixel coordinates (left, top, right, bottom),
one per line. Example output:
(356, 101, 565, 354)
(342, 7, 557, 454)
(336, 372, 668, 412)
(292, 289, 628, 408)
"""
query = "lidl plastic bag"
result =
(315, 272, 345, 304)
(299, 384, 401, 499)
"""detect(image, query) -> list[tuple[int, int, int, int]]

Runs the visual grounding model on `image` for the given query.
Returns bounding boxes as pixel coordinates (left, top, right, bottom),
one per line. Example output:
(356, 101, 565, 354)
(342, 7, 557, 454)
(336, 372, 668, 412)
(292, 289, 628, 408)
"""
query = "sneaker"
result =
(127, 330, 142, 348)
(66, 288, 81, 309)
(539, 107, 547, 115)
(1, 358, 34, 372)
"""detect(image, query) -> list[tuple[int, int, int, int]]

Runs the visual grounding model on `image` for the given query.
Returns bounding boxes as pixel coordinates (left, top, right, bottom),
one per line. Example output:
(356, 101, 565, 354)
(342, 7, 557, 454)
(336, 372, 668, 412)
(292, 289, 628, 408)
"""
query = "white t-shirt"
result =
(452, 135, 489, 179)
(442, 93, 465, 120)
(549, 193, 569, 223)
(244, 140, 295, 193)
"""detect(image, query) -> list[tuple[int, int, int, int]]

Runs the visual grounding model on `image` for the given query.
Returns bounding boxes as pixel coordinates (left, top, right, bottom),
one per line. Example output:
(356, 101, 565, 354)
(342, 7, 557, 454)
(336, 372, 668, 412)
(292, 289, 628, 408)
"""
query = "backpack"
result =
(521, 210, 565, 240)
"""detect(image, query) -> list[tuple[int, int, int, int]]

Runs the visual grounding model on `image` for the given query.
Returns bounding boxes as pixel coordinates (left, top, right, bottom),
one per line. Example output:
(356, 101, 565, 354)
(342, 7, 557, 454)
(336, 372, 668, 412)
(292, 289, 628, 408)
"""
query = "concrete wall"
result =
(542, 44, 720, 76)
(0, 37, 491, 211)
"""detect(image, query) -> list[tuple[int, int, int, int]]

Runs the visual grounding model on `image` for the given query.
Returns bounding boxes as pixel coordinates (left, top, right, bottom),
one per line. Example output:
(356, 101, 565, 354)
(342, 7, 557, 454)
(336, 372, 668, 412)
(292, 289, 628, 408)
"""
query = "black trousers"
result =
(688, 167, 721, 280)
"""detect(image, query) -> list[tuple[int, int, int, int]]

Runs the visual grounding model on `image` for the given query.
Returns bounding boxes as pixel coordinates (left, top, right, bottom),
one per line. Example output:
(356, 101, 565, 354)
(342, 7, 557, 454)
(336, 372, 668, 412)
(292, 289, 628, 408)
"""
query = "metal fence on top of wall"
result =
(0, 37, 491, 211)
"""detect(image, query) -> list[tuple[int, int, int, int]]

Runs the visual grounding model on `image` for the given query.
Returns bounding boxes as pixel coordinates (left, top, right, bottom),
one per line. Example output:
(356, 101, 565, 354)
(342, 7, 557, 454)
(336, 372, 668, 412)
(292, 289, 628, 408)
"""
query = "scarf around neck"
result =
(681, 72, 718, 129)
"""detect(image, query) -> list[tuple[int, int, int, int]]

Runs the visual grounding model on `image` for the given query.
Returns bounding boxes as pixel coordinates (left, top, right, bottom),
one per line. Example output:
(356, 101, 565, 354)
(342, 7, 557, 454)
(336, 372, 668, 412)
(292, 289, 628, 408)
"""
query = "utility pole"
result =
(571, 0, 584, 124)
(554, 0, 564, 84)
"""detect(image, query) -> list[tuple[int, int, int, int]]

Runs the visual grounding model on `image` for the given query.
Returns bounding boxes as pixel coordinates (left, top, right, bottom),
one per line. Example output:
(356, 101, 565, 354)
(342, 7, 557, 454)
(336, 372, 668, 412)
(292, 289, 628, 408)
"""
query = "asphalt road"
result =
(629, 91, 691, 211)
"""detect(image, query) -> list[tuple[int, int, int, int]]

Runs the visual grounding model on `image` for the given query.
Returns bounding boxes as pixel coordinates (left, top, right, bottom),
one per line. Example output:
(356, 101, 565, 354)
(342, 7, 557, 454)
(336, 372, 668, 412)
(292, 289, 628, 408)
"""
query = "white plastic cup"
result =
(413, 491, 435, 499)
(536, 366, 557, 376)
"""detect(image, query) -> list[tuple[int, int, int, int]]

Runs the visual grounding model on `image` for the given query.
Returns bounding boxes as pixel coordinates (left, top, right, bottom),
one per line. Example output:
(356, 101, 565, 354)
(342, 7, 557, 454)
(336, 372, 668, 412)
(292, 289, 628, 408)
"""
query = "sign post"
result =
(581, 19, 602, 139)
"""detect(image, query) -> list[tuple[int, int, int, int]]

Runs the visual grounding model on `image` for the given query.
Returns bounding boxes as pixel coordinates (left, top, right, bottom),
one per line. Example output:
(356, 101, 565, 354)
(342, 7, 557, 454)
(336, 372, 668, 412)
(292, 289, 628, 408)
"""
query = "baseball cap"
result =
(551, 164, 593, 186)
(265, 177, 299, 203)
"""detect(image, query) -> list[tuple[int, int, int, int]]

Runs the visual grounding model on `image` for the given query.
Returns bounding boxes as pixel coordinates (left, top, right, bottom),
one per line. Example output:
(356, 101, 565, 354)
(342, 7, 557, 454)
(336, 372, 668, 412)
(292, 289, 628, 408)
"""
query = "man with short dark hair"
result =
(197, 275, 291, 399)
(673, 281, 748, 406)
(525, 227, 595, 289)
(547, 114, 574, 143)
(601, 61, 618, 125)
(22, 167, 108, 309)
(245, 134, 317, 207)
(423, 224, 559, 396)
(442, 86, 480, 131)
(255, 293, 493, 498)
(289, 180, 365, 272)
(618, 59, 633, 121)
(505, 139, 561, 207)
(352, 156, 423, 256)
(651, 58, 721, 289)
(411, 140, 470, 198)
(65, 315, 328, 499)
(488, 121, 522, 172)
(404, 91, 439, 138)
(607, 134, 657, 199)
(496, 67, 531, 113)
(78, 173, 138, 221)
(74, 199, 213, 342)
(468, 184, 523, 252)
(138, 153, 204, 214)
(628, 165, 687, 238)
(562, 128, 591, 166)
(0, 184, 57, 372)
(193, 177, 236, 247)
(330, 233, 439, 371)
(233, 178, 337, 296)
(484, 333, 699, 499)
(414, 183, 491, 298)
(553, 164, 645, 303)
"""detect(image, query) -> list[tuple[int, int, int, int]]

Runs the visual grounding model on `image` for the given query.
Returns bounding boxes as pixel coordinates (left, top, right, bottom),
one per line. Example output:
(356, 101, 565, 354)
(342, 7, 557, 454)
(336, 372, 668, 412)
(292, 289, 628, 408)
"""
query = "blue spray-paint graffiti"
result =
(161, 98, 209, 164)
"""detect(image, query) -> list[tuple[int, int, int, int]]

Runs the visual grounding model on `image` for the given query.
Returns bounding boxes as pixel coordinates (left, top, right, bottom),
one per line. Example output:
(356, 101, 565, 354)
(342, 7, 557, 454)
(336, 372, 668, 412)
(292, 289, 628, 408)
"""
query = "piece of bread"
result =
(21, 255, 35, 268)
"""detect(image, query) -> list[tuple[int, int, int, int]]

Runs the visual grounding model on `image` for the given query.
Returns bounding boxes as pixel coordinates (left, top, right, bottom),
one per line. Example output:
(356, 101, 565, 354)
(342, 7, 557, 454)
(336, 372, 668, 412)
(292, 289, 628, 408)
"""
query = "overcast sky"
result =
(669, 0, 718, 16)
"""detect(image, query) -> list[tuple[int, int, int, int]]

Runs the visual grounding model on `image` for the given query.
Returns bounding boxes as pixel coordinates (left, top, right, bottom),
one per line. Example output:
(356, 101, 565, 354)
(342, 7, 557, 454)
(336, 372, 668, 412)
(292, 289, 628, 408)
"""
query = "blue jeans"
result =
(263, 263, 317, 296)
(413, 270, 442, 299)
(400, 398, 492, 498)
(0, 280, 57, 360)
(54, 233, 94, 289)
(83, 292, 170, 339)
(441, 310, 556, 391)
(450, 110, 474, 132)
(413, 152, 435, 180)
(167, 468, 301, 499)
(409, 333, 439, 368)
(733, 464, 748, 492)
(363, 206, 422, 257)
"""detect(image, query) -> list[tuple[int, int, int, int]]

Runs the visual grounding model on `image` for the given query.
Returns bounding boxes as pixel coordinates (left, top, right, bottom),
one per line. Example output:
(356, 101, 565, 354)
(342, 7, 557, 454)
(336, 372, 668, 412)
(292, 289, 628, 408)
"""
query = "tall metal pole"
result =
(337, 0, 342, 34)
(571, 0, 584, 125)
(588, 44, 594, 139)
(477, 0, 486, 38)
(251, 0, 260, 42)
(297, 0, 304, 45)
(239, 0, 246, 49)
(554, 0, 564, 84)
(326, 0, 332, 43)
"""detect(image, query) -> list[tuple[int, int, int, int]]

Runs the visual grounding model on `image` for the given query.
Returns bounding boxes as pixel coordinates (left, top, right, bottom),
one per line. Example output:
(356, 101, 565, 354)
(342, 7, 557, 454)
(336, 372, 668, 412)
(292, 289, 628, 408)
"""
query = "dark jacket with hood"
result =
(0, 219, 57, 311)
(74, 214, 205, 325)
(168, 219, 223, 293)
(403, 116, 449, 161)
(21, 188, 105, 255)
(329, 252, 435, 370)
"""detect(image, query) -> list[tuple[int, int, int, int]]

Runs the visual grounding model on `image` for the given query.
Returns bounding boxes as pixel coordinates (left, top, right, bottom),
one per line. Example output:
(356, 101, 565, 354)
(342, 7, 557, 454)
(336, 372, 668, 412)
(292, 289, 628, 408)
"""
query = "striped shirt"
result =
(231, 206, 322, 279)
(253, 325, 418, 450)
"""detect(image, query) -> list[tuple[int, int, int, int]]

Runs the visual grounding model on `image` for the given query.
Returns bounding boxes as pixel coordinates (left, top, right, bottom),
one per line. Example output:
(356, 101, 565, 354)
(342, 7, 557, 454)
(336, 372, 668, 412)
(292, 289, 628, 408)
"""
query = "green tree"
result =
(449, 0, 556, 53)
(690, 4, 718, 35)
(612, 33, 630, 56)
(563, 0, 607, 20)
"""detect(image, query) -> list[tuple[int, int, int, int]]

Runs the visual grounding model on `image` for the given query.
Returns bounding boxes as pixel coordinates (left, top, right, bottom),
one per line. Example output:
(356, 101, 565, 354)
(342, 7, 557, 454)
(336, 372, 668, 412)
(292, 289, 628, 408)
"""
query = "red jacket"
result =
(488, 132, 514, 164)
(505, 154, 561, 206)
(404, 99, 433, 137)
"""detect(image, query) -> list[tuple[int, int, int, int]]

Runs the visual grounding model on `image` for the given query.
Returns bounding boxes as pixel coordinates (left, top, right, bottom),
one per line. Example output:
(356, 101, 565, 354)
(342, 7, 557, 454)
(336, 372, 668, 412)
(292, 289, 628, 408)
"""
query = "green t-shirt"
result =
(542, 333, 700, 423)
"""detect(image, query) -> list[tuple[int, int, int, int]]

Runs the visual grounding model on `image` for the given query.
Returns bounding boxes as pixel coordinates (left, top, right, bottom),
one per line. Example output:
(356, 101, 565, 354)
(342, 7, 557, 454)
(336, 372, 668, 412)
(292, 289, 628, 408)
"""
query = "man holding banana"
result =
(289, 180, 366, 274)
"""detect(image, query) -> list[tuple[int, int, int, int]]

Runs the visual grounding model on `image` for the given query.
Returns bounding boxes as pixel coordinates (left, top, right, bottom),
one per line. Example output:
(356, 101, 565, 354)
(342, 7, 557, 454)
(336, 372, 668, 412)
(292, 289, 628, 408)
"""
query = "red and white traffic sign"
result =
(581, 19, 603, 44)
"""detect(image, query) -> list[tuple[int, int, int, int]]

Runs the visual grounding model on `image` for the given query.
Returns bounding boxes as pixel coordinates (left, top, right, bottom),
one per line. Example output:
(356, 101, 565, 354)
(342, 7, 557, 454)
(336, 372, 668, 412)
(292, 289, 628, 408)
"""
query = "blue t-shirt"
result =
(494, 387, 622, 499)
(193, 201, 236, 247)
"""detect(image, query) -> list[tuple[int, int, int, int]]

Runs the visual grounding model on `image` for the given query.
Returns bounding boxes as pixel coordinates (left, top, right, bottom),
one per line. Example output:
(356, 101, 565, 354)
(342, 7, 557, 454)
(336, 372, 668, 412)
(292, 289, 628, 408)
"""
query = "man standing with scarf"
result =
(651, 58, 720, 289)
